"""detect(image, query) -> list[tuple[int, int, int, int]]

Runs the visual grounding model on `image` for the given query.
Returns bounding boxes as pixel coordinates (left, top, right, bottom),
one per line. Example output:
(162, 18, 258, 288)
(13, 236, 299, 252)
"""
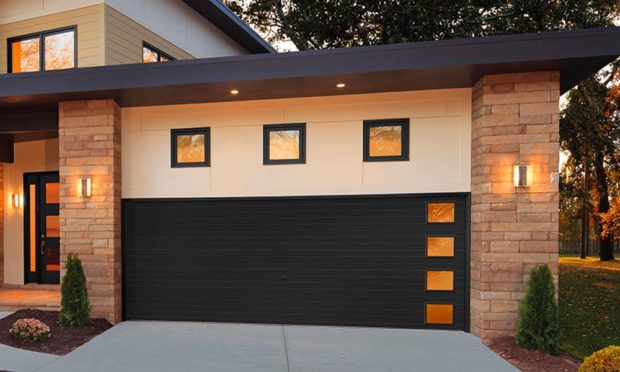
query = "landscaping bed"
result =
(558, 257, 620, 359)
(488, 336, 580, 372)
(0, 309, 111, 355)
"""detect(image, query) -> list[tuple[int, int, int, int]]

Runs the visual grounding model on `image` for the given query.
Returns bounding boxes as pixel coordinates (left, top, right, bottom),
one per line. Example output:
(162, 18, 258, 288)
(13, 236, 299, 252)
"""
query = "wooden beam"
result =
(0, 135, 14, 163)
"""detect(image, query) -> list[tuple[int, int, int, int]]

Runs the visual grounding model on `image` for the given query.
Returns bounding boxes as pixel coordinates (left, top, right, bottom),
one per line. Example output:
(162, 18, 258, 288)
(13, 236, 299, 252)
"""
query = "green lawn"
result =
(559, 256, 620, 359)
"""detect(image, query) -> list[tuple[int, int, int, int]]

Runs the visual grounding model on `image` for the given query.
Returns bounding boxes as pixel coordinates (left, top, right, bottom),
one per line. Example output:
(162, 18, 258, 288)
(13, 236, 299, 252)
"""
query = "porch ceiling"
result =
(0, 27, 619, 124)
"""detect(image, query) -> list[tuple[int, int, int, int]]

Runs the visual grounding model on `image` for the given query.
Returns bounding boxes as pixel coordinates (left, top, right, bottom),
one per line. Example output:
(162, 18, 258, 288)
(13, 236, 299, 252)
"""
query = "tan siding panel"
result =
(0, 4, 105, 74)
(105, 5, 193, 65)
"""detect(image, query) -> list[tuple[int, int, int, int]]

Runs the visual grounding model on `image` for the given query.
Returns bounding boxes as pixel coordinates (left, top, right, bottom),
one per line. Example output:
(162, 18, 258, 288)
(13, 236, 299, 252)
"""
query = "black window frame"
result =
(143, 42, 175, 63)
(363, 118, 410, 162)
(263, 123, 306, 165)
(7, 26, 78, 74)
(171, 127, 211, 168)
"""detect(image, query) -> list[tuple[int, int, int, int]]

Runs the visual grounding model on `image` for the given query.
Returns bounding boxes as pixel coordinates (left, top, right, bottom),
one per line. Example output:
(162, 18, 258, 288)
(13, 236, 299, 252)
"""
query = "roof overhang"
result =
(182, 0, 275, 54)
(1, 27, 619, 119)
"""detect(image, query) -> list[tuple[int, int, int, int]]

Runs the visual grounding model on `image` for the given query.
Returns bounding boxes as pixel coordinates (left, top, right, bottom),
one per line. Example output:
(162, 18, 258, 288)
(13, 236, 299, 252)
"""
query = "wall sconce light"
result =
(513, 164, 531, 187)
(12, 193, 20, 209)
(81, 178, 92, 197)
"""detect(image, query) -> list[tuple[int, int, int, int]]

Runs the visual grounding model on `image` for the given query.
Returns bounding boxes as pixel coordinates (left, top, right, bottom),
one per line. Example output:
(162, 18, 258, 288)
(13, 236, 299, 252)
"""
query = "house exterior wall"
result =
(2, 139, 60, 285)
(0, 4, 106, 74)
(122, 89, 472, 199)
(59, 99, 122, 323)
(104, 5, 193, 65)
(470, 71, 560, 340)
(1, 0, 249, 63)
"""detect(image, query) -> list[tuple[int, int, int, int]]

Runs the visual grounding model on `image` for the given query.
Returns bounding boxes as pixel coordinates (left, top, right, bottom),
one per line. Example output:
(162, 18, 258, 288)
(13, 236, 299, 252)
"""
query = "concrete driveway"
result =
(2, 321, 516, 372)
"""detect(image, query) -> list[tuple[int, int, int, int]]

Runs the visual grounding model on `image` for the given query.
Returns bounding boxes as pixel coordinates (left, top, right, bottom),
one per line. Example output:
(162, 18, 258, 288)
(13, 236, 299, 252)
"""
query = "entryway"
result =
(23, 172, 60, 285)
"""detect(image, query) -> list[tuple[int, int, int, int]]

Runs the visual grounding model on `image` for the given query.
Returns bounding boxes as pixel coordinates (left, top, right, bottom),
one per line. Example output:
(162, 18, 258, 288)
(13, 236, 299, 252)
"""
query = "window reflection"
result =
(427, 237, 455, 257)
(428, 203, 455, 223)
(44, 31, 75, 70)
(427, 271, 454, 291)
(369, 125, 402, 157)
(10, 29, 75, 73)
(426, 304, 454, 324)
(177, 134, 206, 163)
(269, 130, 300, 160)
(11, 38, 40, 73)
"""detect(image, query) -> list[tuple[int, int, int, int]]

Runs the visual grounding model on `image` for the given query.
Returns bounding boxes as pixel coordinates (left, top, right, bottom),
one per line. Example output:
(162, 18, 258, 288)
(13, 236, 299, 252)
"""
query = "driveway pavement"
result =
(1, 321, 516, 372)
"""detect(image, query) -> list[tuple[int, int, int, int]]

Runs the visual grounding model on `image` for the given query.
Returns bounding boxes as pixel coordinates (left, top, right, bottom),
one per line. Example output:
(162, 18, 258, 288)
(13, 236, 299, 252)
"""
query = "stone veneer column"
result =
(59, 99, 121, 323)
(470, 72, 560, 340)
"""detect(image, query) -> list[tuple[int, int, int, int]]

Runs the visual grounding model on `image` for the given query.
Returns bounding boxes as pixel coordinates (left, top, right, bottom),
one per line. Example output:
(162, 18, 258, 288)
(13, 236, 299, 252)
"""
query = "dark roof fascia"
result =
(1, 27, 619, 114)
(182, 0, 275, 54)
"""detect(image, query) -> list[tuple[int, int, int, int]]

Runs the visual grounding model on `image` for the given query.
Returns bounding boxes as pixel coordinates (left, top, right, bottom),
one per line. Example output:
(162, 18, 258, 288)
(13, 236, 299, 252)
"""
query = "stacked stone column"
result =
(470, 72, 560, 340)
(59, 99, 122, 323)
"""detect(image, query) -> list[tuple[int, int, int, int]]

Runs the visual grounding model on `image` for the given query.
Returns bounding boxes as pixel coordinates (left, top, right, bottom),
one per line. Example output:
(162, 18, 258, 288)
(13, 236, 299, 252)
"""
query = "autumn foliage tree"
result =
(561, 65, 620, 261)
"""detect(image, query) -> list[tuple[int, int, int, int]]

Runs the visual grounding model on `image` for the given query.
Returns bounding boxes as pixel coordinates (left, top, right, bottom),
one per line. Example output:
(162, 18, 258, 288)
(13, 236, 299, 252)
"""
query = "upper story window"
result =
(8, 27, 76, 73)
(143, 43, 175, 63)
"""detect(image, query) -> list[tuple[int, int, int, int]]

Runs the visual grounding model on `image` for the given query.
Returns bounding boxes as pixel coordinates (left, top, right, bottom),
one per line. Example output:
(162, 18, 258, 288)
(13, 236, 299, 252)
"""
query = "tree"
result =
(226, 0, 619, 51)
(516, 265, 559, 354)
(60, 254, 91, 327)
(561, 65, 620, 261)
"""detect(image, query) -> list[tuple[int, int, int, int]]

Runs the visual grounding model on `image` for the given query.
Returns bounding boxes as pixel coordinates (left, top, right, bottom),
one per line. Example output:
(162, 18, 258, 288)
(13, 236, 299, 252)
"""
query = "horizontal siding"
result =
(0, 4, 104, 74)
(105, 5, 193, 66)
(123, 194, 468, 330)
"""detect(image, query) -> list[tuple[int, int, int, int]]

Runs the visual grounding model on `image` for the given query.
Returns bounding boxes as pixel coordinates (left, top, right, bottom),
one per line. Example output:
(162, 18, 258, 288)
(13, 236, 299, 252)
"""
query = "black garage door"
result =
(123, 194, 469, 330)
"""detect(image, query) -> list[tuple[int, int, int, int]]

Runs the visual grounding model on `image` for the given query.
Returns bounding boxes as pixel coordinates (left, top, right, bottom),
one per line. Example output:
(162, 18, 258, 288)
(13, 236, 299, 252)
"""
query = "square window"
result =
(264, 124, 306, 165)
(171, 128, 210, 168)
(44, 30, 75, 71)
(427, 202, 455, 223)
(427, 237, 455, 257)
(426, 270, 454, 291)
(363, 119, 409, 161)
(426, 304, 454, 325)
(10, 37, 40, 73)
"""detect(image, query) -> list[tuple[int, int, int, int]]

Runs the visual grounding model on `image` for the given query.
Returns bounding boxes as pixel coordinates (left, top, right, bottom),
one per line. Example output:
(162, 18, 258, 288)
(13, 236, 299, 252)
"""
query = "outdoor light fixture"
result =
(230, 89, 239, 95)
(513, 164, 531, 187)
(81, 177, 92, 197)
(336, 83, 346, 88)
(12, 193, 20, 209)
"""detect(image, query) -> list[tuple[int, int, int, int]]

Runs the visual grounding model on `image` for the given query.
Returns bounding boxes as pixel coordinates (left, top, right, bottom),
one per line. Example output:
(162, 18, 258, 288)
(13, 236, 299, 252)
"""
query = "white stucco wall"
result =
(0, 0, 248, 57)
(122, 89, 472, 199)
(3, 139, 59, 285)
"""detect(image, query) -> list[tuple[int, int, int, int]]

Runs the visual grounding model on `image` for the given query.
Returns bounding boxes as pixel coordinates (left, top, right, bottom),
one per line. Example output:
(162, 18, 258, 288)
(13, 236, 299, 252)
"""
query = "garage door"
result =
(122, 194, 468, 330)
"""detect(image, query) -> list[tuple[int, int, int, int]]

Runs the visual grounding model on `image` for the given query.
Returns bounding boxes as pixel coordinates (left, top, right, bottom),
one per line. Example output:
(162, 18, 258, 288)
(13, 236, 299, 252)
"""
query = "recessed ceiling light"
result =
(336, 83, 346, 88)
(230, 89, 240, 95)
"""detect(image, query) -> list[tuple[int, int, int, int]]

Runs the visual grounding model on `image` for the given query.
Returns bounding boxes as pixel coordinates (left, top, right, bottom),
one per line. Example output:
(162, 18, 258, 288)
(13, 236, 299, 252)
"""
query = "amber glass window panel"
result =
(427, 237, 455, 257)
(426, 271, 454, 291)
(46, 249, 60, 272)
(177, 134, 206, 163)
(427, 203, 455, 223)
(363, 119, 409, 161)
(171, 128, 210, 167)
(46, 216, 60, 238)
(264, 124, 306, 165)
(29, 185, 37, 272)
(11, 37, 40, 73)
(426, 304, 454, 324)
(369, 126, 402, 157)
(143, 46, 159, 63)
(46, 183, 60, 204)
(44, 30, 75, 71)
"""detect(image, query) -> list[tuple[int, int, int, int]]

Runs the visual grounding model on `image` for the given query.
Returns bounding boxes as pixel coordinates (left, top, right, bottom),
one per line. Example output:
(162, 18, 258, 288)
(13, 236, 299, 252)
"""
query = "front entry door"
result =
(24, 172, 60, 284)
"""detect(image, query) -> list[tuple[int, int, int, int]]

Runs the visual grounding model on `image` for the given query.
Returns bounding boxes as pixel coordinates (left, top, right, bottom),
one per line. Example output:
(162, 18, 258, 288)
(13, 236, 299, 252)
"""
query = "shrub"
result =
(9, 318, 51, 342)
(516, 264, 560, 354)
(59, 254, 91, 327)
(579, 346, 620, 372)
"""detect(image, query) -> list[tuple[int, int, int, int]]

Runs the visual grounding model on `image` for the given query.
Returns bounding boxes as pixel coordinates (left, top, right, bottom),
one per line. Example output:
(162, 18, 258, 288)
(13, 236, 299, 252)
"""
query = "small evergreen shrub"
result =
(516, 264, 560, 354)
(59, 254, 91, 327)
(579, 346, 620, 372)
(9, 318, 51, 342)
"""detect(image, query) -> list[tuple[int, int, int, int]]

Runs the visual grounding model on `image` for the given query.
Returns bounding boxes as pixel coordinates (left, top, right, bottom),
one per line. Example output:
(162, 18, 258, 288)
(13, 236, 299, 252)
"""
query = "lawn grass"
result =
(559, 256, 620, 359)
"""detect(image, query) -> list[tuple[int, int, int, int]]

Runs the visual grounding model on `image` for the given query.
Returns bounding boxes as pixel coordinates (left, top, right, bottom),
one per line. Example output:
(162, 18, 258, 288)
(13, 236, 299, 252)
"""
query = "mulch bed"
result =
(488, 336, 582, 372)
(0, 309, 111, 355)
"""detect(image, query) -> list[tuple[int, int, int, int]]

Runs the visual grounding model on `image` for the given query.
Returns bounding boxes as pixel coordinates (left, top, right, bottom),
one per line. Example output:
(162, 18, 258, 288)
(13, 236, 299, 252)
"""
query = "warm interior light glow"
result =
(12, 193, 20, 209)
(230, 89, 240, 95)
(81, 177, 92, 197)
(336, 83, 346, 88)
(514, 164, 530, 187)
